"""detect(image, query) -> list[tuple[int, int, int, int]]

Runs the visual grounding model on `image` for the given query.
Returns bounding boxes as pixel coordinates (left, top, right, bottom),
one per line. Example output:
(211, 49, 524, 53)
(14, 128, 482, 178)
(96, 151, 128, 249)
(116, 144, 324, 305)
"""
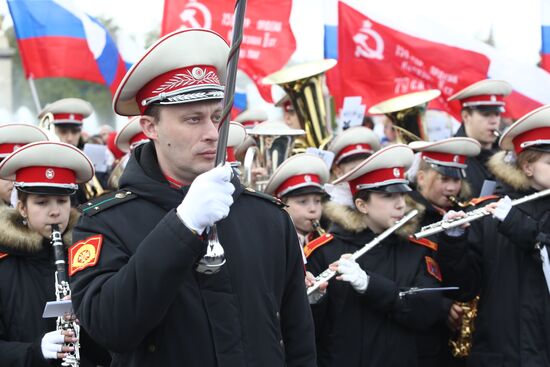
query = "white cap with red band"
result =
(447, 79, 512, 109)
(0, 124, 50, 159)
(499, 104, 550, 154)
(38, 98, 93, 125)
(329, 127, 381, 165)
(0, 141, 94, 193)
(264, 153, 330, 198)
(333, 144, 414, 196)
(227, 122, 247, 163)
(115, 116, 149, 153)
(113, 29, 229, 116)
(235, 109, 268, 129)
(409, 138, 481, 169)
(248, 120, 305, 136)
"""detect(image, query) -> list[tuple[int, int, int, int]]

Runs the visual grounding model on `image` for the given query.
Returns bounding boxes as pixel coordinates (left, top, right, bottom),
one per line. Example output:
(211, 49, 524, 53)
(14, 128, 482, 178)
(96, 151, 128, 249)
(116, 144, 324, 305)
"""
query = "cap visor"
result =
(16, 186, 76, 196)
(365, 183, 412, 193)
(282, 186, 327, 198)
(431, 164, 464, 179)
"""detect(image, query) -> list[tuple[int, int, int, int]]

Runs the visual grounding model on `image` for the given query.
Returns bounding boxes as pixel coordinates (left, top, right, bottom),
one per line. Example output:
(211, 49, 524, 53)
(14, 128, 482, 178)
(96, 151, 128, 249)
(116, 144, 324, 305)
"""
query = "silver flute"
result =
(307, 209, 418, 301)
(51, 224, 80, 367)
(414, 187, 550, 239)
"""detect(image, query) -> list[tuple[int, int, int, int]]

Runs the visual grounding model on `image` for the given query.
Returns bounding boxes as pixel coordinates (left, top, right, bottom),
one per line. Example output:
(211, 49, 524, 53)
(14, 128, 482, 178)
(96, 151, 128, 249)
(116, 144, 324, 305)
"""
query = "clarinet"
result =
(307, 209, 418, 302)
(51, 224, 80, 367)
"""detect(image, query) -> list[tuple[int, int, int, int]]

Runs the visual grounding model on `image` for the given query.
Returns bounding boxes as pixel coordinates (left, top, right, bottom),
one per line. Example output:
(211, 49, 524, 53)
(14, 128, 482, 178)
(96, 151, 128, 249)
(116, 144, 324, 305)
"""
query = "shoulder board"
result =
(242, 187, 286, 208)
(468, 195, 499, 206)
(79, 190, 137, 216)
(409, 236, 438, 251)
(304, 233, 334, 259)
(0, 252, 8, 260)
(425, 256, 442, 282)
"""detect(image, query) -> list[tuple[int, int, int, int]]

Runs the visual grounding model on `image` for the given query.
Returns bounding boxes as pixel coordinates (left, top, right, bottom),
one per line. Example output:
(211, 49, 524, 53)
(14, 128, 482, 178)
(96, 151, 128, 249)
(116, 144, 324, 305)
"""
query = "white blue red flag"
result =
(325, 0, 550, 120)
(7, 0, 128, 95)
(542, 0, 550, 73)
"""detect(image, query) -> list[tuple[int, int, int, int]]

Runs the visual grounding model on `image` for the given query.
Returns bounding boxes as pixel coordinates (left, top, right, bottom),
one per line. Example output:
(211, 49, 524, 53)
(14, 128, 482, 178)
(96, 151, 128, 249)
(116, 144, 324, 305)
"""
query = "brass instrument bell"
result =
(368, 89, 441, 144)
(263, 59, 337, 151)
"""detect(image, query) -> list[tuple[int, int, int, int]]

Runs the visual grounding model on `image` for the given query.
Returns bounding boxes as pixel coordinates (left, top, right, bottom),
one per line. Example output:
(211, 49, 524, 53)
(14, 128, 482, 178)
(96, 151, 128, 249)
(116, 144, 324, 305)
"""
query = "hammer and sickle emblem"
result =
(179, 1, 212, 29)
(353, 20, 385, 60)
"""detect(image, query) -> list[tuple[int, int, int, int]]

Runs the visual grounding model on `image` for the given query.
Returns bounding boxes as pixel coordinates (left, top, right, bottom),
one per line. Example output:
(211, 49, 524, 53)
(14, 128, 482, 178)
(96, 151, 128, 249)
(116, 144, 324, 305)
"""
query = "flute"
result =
(414, 187, 550, 239)
(307, 209, 418, 302)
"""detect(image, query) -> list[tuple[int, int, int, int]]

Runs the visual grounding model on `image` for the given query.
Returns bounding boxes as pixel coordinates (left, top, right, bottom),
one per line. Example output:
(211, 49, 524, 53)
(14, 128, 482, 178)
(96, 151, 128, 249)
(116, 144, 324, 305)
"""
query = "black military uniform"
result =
(0, 208, 110, 367)
(438, 189, 550, 366)
(454, 125, 497, 197)
(307, 201, 443, 367)
(438, 105, 550, 367)
(70, 142, 316, 367)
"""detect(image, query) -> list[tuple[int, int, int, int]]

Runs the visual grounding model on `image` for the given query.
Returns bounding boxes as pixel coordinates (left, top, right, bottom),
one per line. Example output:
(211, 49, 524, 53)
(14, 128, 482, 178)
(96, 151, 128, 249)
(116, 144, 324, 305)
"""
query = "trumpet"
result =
(51, 224, 80, 367)
(307, 209, 418, 302)
(414, 187, 550, 239)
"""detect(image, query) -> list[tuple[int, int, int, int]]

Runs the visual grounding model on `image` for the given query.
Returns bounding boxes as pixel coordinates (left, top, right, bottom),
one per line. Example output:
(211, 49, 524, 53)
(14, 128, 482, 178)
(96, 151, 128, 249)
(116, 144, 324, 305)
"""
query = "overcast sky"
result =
(0, 0, 544, 65)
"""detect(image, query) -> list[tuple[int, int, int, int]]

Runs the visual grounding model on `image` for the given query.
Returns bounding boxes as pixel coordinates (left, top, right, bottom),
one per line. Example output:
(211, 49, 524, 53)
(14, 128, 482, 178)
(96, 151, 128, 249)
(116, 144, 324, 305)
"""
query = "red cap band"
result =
(129, 132, 149, 147)
(16, 166, 76, 186)
(460, 95, 504, 108)
(335, 143, 373, 164)
(349, 167, 405, 196)
(275, 174, 321, 197)
(421, 151, 466, 166)
(136, 65, 222, 114)
(226, 147, 236, 162)
(52, 113, 84, 123)
(0, 143, 23, 156)
(512, 127, 550, 154)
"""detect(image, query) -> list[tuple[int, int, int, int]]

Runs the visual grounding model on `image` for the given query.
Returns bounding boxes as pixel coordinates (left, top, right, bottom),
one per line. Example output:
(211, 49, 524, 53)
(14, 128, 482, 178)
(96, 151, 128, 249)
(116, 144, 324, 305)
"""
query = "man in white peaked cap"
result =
(69, 29, 316, 367)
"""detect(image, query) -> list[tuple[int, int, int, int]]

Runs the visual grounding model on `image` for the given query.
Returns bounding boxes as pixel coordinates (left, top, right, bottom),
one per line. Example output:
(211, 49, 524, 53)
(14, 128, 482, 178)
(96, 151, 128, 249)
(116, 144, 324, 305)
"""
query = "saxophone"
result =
(449, 296, 479, 357)
(51, 224, 80, 367)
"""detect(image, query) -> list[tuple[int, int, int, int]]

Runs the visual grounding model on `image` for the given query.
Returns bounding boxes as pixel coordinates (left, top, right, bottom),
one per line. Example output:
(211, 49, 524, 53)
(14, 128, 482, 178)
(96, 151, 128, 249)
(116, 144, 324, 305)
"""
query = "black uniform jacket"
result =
(0, 207, 109, 367)
(69, 142, 316, 367)
(438, 181, 550, 366)
(306, 202, 443, 367)
(454, 125, 498, 197)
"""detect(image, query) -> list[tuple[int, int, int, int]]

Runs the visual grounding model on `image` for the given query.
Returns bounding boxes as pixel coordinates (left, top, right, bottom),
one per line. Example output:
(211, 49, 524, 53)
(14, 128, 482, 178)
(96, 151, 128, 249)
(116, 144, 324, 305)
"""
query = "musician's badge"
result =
(425, 256, 442, 282)
(69, 235, 103, 276)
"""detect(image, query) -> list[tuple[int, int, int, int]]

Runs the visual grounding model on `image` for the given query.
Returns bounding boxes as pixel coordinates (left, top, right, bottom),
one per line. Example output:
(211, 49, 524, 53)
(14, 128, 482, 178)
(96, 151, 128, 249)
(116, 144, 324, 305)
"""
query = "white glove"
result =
(177, 164, 235, 234)
(41, 330, 65, 359)
(493, 195, 512, 222)
(337, 257, 369, 293)
(443, 210, 466, 237)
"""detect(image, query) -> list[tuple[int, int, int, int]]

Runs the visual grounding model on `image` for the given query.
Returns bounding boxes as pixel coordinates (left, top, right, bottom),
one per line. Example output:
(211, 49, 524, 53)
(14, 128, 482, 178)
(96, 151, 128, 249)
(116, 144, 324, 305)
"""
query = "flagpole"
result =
(27, 75, 42, 113)
(214, 0, 247, 166)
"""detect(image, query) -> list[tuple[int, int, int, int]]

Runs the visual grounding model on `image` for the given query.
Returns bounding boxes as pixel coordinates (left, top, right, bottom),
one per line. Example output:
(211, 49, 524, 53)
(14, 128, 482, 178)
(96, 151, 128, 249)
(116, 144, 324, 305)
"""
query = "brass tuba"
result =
(263, 59, 336, 152)
(368, 90, 441, 144)
(242, 120, 304, 191)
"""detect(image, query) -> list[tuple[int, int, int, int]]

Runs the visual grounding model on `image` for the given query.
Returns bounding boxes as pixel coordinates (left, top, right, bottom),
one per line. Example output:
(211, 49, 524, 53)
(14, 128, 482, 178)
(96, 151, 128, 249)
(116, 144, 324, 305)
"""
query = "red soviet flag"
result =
(162, 0, 296, 102)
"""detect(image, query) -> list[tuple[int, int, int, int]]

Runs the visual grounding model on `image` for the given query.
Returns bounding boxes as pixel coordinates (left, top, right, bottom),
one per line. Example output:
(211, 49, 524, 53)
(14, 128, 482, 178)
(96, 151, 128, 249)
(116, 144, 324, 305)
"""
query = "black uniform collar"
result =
(120, 142, 244, 212)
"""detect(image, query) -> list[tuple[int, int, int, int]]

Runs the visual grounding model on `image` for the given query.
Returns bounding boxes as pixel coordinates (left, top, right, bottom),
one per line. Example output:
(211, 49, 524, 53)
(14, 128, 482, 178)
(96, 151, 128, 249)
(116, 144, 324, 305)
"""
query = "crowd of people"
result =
(0, 27, 549, 367)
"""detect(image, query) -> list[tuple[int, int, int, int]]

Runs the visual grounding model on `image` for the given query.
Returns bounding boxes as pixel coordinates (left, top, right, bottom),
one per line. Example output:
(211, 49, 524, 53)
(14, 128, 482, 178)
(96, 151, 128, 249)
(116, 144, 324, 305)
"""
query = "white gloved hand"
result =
(337, 257, 369, 293)
(493, 195, 512, 222)
(177, 164, 235, 234)
(41, 330, 65, 359)
(443, 210, 466, 237)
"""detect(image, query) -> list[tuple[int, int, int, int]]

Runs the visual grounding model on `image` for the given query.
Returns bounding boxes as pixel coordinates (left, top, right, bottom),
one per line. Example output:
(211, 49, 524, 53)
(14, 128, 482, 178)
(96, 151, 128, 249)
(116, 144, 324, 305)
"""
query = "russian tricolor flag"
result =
(7, 0, 128, 95)
(542, 0, 550, 73)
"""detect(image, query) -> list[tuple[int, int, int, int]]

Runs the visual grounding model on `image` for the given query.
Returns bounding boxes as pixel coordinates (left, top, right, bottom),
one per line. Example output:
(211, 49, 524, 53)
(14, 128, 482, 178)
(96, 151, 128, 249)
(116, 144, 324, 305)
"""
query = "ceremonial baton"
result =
(196, 0, 248, 275)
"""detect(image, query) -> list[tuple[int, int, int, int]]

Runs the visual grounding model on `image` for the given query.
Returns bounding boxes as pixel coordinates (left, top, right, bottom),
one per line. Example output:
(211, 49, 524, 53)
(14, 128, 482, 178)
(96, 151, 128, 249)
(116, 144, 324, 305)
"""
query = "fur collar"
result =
(487, 151, 530, 191)
(324, 200, 421, 238)
(0, 207, 80, 254)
